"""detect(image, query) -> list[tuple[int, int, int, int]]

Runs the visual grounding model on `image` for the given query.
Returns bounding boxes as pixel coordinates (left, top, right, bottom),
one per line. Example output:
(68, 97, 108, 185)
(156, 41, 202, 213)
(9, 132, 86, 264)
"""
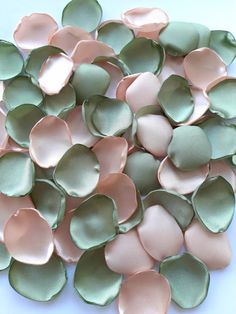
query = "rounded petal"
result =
(49, 26, 92, 56)
(184, 48, 227, 90)
(118, 270, 171, 314)
(4, 208, 54, 265)
(137, 114, 173, 157)
(137, 205, 184, 261)
(185, 220, 232, 269)
(38, 53, 73, 95)
(96, 173, 137, 223)
(158, 157, 209, 195)
(92, 136, 128, 179)
(122, 7, 169, 33)
(116, 73, 139, 101)
(209, 160, 236, 191)
(29, 116, 72, 168)
(0, 243, 11, 270)
(14, 13, 58, 50)
(158, 55, 185, 83)
(105, 229, 154, 275)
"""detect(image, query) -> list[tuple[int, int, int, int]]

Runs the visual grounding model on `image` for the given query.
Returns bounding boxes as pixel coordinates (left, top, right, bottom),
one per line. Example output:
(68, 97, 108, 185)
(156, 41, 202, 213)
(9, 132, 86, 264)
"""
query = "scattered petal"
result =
(4, 208, 54, 265)
(118, 270, 171, 314)
(209, 160, 236, 191)
(158, 55, 185, 83)
(39, 53, 73, 95)
(185, 220, 232, 269)
(160, 253, 210, 309)
(0, 243, 11, 270)
(29, 116, 72, 168)
(96, 173, 137, 223)
(116, 73, 139, 101)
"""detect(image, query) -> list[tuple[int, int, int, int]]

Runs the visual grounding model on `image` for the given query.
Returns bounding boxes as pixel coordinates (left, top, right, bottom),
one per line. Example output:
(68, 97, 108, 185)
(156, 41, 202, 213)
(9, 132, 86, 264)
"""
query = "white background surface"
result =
(0, 0, 236, 313)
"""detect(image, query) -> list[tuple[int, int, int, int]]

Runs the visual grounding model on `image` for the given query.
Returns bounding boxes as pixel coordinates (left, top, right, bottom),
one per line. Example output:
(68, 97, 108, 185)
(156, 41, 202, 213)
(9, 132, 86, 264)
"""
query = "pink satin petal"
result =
(118, 270, 171, 314)
(125, 72, 161, 113)
(92, 136, 128, 179)
(209, 160, 236, 192)
(184, 48, 227, 90)
(29, 116, 72, 168)
(135, 30, 159, 41)
(38, 53, 73, 95)
(0, 138, 29, 157)
(105, 229, 154, 275)
(66, 196, 84, 212)
(122, 7, 169, 33)
(159, 55, 185, 83)
(137, 114, 173, 157)
(14, 13, 58, 50)
(180, 88, 210, 125)
(95, 61, 124, 98)
(71, 40, 115, 68)
(96, 173, 137, 223)
(49, 26, 93, 56)
(66, 106, 99, 147)
(0, 194, 34, 242)
(4, 208, 54, 265)
(137, 205, 184, 261)
(185, 220, 232, 270)
(54, 210, 83, 263)
(116, 74, 140, 101)
(158, 157, 209, 195)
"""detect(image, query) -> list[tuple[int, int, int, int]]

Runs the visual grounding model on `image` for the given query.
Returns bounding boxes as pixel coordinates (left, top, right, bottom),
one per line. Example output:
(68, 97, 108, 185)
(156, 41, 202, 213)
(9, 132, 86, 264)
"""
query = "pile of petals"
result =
(0, 0, 235, 312)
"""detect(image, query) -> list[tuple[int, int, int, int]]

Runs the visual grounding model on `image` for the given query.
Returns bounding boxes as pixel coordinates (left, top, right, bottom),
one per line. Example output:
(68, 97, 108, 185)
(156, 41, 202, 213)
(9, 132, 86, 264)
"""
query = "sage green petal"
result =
(0, 152, 35, 196)
(71, 64, 110, 104)
(41, 84, 76, 117)
(25, 45, 63, 83)
(74, 247, 122, 306)
(160, 253, 210, 309)
(9, 256, 67, 301)
(0, 243, 11, 270)
(5, 104, 45, 147)
(119, 38, 165, 74)
(83, 95, 133, 137)
(62, 0, 102, 32)
(31, 179, 66, 229)
(94, 56, 130, 76)
(193, 23, 210, 48)
(159, 22, 199, 56)
(0, 40, 24, 80)
(168, 126, 212, 170)
(158, 75, 194, 124)
(119, 190, 144, 233)
(208, 78, 236, 119)
(209, 30, 236, 65)
(3, 76, 44, 110)
(200, 117, 236, 159)
(192, 176, 235, 233)
(98, 22, 134, 54)
(54, 144, 100, 197)
(70, 194, 118, 250)
(124, 151, 160, 195)
(143, 189, 194, 230)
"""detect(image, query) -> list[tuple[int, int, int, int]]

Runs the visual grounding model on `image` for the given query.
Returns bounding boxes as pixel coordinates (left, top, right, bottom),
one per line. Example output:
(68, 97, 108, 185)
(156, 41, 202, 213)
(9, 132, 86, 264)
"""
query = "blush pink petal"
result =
(14, 13, 58, 50)
(54, 210, 83, 263)
(66, 106, 99, 147)
(159, 55, 185, 83)
(137, 205, 184, 261)
(180, 88, 210, 125)
(116, 73, 140, 101)
(105, 229, 154, 275)
(4, 208, 54, 265)
(184, 48, 227, 90)
(135, 30, 159, 41)
(71, 40, 115, 68)
(38, 53, 73, 95)
(122, 7, 169, 33)
(95, 61, 124, 98)
(49, 26, 92, 56)
(137, 114, 173, 157)
(158, 157, 209, 195)
(96, 173, 137, 223)
(209, 160, 236, 192)
(185, 220, 232, 270)
(0, 194, 34, 242)
(118, 270, 171, 314)
(29, 116, 72, 168)
(125, 72, 161, 113)
(66, 196, 84, 212)
(92, 136, 128, 179)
